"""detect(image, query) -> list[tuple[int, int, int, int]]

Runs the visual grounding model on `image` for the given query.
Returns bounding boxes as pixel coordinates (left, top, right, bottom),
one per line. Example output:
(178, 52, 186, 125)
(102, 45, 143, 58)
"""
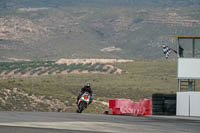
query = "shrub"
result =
(110, 68, 117, 74)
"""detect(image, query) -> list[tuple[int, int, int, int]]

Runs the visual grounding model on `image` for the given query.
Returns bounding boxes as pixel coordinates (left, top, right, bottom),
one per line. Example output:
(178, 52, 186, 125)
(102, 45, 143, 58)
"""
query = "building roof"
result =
(172, 36, 200, 39)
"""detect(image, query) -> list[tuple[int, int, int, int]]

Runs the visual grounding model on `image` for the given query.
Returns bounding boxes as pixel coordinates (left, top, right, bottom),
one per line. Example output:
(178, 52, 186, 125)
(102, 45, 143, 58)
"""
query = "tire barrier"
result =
(152, 93, 176, 115)
(109, 99, 152, 116)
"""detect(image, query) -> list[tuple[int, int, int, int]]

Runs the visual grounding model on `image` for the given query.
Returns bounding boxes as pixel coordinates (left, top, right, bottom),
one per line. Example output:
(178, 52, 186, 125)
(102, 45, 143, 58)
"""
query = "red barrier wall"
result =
(109, 99, 152, 116)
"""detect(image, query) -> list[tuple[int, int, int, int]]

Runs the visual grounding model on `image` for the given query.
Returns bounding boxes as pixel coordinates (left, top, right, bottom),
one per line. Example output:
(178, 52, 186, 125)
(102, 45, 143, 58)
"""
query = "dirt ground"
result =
(56, 58, 134, 65)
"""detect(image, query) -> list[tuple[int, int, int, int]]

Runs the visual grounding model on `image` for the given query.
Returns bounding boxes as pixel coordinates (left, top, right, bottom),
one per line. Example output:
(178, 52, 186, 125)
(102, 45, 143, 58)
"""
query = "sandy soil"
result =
(56, 58, 134, 65)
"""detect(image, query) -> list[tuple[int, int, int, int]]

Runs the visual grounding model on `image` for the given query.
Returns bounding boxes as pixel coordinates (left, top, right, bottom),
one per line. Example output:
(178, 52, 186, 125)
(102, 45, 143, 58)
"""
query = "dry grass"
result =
(0, 59, 194, 113)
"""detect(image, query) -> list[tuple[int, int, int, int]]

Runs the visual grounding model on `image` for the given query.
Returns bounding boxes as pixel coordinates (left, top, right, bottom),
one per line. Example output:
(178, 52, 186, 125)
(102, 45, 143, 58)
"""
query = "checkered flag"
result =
(162, 45, 171, 59)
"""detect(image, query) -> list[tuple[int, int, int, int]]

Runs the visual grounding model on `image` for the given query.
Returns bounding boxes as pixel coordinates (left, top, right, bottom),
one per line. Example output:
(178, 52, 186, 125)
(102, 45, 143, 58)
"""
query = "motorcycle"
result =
(77, 92, 91, 113)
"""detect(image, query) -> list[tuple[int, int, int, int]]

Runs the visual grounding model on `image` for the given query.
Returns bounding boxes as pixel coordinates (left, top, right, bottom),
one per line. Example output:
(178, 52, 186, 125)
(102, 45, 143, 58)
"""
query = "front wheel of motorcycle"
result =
(78, 102, 86, 113)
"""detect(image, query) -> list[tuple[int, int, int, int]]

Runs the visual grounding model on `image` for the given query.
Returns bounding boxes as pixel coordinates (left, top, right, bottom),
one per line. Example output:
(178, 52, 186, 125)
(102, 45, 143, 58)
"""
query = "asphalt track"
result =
(0, 112, 200, 133)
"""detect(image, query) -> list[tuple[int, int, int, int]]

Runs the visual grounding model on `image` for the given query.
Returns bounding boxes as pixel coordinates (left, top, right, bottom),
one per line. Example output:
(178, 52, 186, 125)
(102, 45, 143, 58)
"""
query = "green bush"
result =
(0, 61, 115, 76)
(68, 63, 76, 73)
(38, 69, 48, 75)
(56, 64, 68, 72)
(30, 68, 42, 75)
(110, 68, 117, 74)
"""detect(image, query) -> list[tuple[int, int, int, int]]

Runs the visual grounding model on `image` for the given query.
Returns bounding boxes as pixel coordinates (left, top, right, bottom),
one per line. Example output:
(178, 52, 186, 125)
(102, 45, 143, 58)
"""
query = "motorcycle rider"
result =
(76, 83, 93, 104)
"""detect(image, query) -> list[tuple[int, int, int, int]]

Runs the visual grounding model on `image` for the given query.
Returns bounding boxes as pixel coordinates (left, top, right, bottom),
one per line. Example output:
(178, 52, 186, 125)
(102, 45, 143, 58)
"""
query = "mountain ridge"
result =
(0, 0, 200, 9)
(0, 0, 200, 60)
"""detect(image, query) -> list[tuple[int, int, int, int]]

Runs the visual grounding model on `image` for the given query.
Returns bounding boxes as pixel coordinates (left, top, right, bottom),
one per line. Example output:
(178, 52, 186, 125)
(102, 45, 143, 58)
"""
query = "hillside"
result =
(0, 0, 200, 60)
(0, 59, 130, 78)
(0, 0, 200, 9)
(2, 60, 200, 113)
(0, 60, 177, 113)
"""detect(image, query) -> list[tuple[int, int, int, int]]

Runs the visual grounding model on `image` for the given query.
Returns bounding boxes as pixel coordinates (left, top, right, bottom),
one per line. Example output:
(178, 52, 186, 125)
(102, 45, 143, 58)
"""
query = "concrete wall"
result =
(177, 92, 200, 116)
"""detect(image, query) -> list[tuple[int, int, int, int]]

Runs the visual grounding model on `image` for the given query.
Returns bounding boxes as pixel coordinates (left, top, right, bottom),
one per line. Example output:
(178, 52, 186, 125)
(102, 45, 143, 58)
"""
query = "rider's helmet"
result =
(84, 83, 91, 89)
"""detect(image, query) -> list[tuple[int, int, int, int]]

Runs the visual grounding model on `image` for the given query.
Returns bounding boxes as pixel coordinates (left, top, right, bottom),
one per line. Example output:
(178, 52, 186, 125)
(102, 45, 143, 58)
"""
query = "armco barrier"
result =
(109, 99, 134, 115)
(109, 99, 151, 116)
(133, 102, 140, 115)
(140, 99, 152, 115)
